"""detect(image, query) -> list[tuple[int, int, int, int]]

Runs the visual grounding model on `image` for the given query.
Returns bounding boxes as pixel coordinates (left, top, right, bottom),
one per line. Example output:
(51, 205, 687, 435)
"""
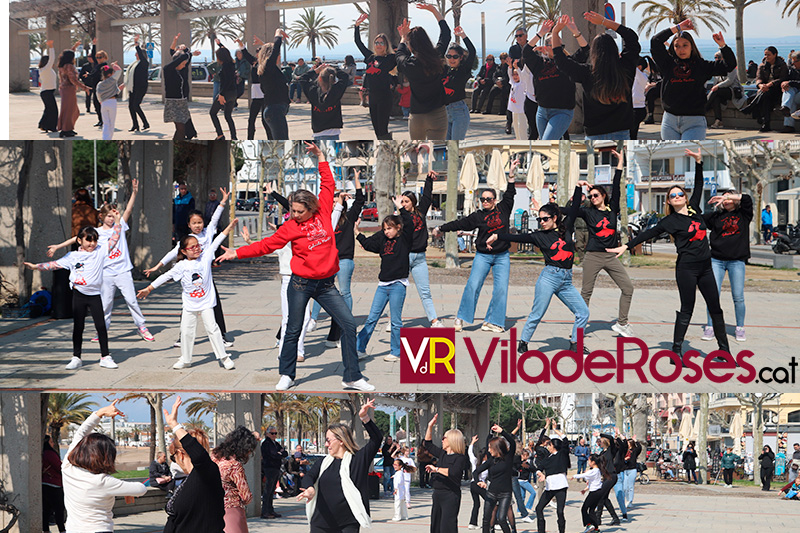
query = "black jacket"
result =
(443, 37, 477, 104)
(475, 62, 498, 88)
(473, 430, 516, 494)
(298, 70, 349, 133)
(355, 25, 397, 96)
(164, 50, 191, 99)
(683, 448, 698, 470)
(409, 174, 435, 252)
(131, 44, 150, 92)
(261, 437, 288, 471)
(357, 208, 415, 282)
(260, 36, 290, 105)
(522, 44, 576, 110)
(396, 20, 451, 113)
(703, 194, 753, 261)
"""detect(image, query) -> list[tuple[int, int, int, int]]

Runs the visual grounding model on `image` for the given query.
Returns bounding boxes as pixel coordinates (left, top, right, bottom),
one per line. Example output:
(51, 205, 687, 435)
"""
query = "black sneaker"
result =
(517, 340, 528, 355)
(780, 106, 791, 117)
(610, 518, 621, 526)
(569, 341, 591, 355)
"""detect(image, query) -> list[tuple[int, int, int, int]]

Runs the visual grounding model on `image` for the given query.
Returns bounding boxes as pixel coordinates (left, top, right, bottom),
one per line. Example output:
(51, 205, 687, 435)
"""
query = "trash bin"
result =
(51, 269, 73, 319)
(368, 472, 381, 500)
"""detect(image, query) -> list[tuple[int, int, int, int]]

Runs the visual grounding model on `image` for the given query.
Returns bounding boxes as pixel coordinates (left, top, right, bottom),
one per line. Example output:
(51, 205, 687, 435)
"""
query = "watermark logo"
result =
(400, 328, 456, 384)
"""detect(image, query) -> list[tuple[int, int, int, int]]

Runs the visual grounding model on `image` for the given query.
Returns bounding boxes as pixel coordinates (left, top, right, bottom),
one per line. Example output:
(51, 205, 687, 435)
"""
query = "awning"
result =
(776, 187, 800, 200)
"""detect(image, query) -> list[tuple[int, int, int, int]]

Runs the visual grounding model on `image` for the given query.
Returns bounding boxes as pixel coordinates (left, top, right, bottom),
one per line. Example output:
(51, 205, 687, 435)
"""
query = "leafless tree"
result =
(734, 393, 780, 486)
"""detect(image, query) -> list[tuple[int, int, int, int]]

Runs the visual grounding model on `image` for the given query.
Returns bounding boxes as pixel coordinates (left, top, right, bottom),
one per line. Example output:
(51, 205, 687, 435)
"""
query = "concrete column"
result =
(46, 12, 74, 63)
(476, 396, 491, 449)
(95, 6, 124, 67)
(217, 393, 264, 518)
(161, 0, 192, 100)
(261, 0, 281, 45)
(562, 0, 602, 134)
(433, 395, 444, 441)
(9, 18, 31, 93)
(127, 141, 174, 277)
(369, 0, 408, 51)
(0, 392, 44, 533)
(184, 140, 232, 226)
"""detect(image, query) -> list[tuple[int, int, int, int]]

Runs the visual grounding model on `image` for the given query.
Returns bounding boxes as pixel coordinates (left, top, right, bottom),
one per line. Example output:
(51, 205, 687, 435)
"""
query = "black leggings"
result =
(210, 91, 238, 139)
(524, 98, 539, 140)
(431, 489, 461, 533)
(483, 492, 514, 533)
(470, 481, 489, 526)
(248, 98, 271, 139)
(631, 107, 647, 140)
(310, 525, 359, 533)
(686, 467, 697, 482)
(73, 290, 109, 358)
(42, 484, 66, 532)
(762, 468, 773, 490)
(39, 89, 58, 131)
(212, 279, 227, 335)
(128, 88, 148, 128)
(595, 475, 619, 523)
(723, 467, 734, 485)
(581, 489, 604, 528)
(706, 87, 733, 121)
(369, 91, 393, 139)
(646, 81, 661, 114)
(676, 260, 722, 316)
(536, 487, 567, 533)
(93, 89, 102, 123)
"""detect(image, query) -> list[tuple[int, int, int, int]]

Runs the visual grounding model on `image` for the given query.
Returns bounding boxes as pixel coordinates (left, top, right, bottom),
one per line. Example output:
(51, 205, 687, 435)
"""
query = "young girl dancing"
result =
(354, 197, 415, 362)
(572, 454, 608, 533)
(392, 458, 416, 521)
(95, 63, 124, 140)
(25, 215, 123, 370)
(486, 185, 590, 354)
(48, 179, 154, 342)
(143, 187, 233, 347)
(298, 63, 350, 140)
(137, 218, 238, 370)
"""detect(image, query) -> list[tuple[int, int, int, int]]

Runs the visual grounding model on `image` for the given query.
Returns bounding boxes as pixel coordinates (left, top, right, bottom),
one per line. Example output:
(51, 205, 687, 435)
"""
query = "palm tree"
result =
(505, 0, 561, 38)
(782, 0, 800, 22)
(123, 23, 161, 52)
(185, 417, 211, 433)
(263, 393, 306, 442)
(47, 393, 97, 452)
(309, 396, 341, 431)
(190, 16, 240, 61)
(185, 393, 220, 445)
(288, 8, 340, 59)
(29, 32, 47, 57)
(718, 0, 766, 82)
(632, 0, 728, 37)
(116, 392, 171, 463)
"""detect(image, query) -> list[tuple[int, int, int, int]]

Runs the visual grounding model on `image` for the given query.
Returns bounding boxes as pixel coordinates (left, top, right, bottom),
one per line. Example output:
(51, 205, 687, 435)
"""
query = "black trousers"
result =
(723, 467, 734, 485)
(39, 89, 58, 131)
(524, 98, 539, 140)
(73, 290, 109, 358)
(92, 89, 102, 123)
(535, 487, 567, 533)
(369, 91, 393, 139)
(128, 88, 149, 128)
(486, 85, 510, 115)
(581, 489, 603, 527)
(42, 484, 66, 532)
(759, 86, 782, 127)
(676, 259, 723, 315)
(686, 467, 697, 482)
(472, 83, 491, 112)
(595, 475, 619, 523)
(483, 492, 514, 533)
(646, 82, 661, 114)
(85, 88, 93, 112)
(311, 525, 359, 533)
(631, 107, 647, 140)
(431, 489, 461, 533)
(262, 467, 281, 515)
(210, 91, 238, 139)
(761, 467, 773, 490)
(248, 98, 271, 139)
(706, 87, 733, 121)
(470, 481, 489, 526)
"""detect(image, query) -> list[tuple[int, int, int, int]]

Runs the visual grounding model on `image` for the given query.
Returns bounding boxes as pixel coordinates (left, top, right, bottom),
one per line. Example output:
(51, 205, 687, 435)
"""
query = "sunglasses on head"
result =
(669, 191, 686, 199)
(537, 216, 553, 223)
(446, 54, 461, 59)
(480, 196, 495, 202)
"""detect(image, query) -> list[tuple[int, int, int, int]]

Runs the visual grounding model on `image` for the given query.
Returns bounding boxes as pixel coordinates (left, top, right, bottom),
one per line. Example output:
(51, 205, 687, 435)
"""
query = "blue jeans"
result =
(212, 79, 220, 101)
(661, 112, 707, 140)
(520, 265, 589, 343)
(577, 458, 588, 474)
(518, 479, 536, 511)
(312, 258, 354, 320)
(402, 106, 410, 118)
(511, 478, 529, 517)
(314, 134, 339, 140)
(446, 100, 471, 140)
(586, 130, 630, 140)
(383, 465, 394, 492)
(357, 282, 406, 356)
(282, 274, 362, 382)
(263, 102, 289, 140)
(289, 82, 302, 100)
(409, 252, 438, 323)
(782, 87, 800, 127)
(457, 251, 510, 328)
(623, 467, 637, 506)
(706, 258, 746, 328)
(614, 470, 628, 516)
(536, 107, 574, 140)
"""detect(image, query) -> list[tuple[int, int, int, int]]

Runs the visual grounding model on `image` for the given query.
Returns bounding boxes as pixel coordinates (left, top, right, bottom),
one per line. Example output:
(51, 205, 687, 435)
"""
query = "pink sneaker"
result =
(139, 327, 155, 342)
(735, 327, 746, 342)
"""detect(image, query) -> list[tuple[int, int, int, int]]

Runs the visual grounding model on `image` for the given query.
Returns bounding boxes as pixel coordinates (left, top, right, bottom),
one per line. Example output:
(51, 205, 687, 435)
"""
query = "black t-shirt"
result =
(703, 194, 753, 261)
(628, 163, 711, 265)
(260, 36, 290, 105)
(298, 70, 349, 133)
(443, 37, 477, 104)
(335, 189, 366, 260)
(423, 440, 468, 495)
(313, 459, 358, 529)
(409, 175, 434, 253)
(396, 20, 451, 113)
(356, 209, 415, 282)
(473, 430, 516, 494)
(578, 169, 623, 252)
(164, 51, 191, 99)
(522, 44, 576, 110)
(440, 181, 516, 254)
(355, 26, 397, 96)
(651, 28, 736, 116)
(382, 442, 397, 463)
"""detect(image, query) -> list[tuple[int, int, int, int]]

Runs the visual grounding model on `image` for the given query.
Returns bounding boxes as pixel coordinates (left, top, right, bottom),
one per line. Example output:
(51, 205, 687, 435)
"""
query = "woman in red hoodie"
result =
(218, 142, 374, 393)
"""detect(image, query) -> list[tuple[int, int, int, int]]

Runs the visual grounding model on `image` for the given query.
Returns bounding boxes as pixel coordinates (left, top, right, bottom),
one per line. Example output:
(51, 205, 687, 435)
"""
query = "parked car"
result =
(244, 197, 260, 212)
(148, 64, 212, 82)
(361, 202, 378, 221)
(235, 198, 247, 211)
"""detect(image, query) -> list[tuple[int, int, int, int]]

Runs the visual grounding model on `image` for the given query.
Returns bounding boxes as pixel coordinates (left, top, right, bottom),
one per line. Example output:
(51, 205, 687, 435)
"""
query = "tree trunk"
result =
(15, 141, 34, 304)
(734, 3, 746, 84)
(374, 141, 396, 222)
(50, 422, 63, 454)
(754, 401, 763, 487)
(557, 140, 570, 205)
(445, 141, 459, 269)
(149, 403, 156, 463)
(697, 393, 709, 484)
(613, 395, 625, 431)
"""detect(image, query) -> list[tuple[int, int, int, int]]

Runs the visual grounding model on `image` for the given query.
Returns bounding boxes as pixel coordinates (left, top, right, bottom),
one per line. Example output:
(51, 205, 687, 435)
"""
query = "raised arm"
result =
(121, 179, 139, 224)
(418, 171, 436, 216)
(684, 149, 704, 211)
(610, 149, 623, 214)
(354, 14, 373, 59)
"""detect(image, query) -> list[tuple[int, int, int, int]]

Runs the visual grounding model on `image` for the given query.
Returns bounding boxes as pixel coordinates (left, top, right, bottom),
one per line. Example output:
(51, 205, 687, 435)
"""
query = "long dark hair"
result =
(216, 46, 233, 64)
(58, 49, 75, 68)
(407, 27, 444, 76)
(488, 435, 510, 457)
(590, 453, 611, 480)
(212, 426, 259, 463)
(668, 31, 702, 61)
(589, 33, 630, 105)
(177, 234, 199, 261)
(39, 55, 50, 69)
(539, 203, 565, 238)
(401, 189, 423, 217)
(588, 184, 608, 206)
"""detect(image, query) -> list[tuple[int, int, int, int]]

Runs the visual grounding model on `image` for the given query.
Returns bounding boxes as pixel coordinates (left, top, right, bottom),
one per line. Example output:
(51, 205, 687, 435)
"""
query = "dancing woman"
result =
(257, 28, 292, 139)
(574, 149, 635, 337)
(551, 12, 641, 140)
(128, 35, 150, 132)
(396, 3, 452, 140)
(236, 37, 271, 139)
(423, 413, 468, 533)
(217, 143, 374, 392)
(297, 398, 382, 533)
(38, 40, 58, 133)
(650, 19, 735, 140)
(209, 40, 238, 140)
(211, 426, 260, 533)
(56, 43, 91, 137)
(443, 27, 477, 140)
(534, 418, 570, 533)
(468, 435, 490, 530)
(473, 423, 520, 533)
(608, 149, 731, 356)
(354, 13, 396, 139)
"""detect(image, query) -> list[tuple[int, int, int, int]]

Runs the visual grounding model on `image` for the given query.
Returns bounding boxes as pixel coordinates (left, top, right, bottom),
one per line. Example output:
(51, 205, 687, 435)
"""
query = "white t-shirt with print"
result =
(55, 248, 107, 296)
(97, 219, 133, 276)
(159, 203, 224, 266)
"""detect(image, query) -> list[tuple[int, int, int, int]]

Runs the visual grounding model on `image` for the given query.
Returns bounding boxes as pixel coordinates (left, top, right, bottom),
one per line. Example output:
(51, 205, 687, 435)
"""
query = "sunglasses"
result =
(589, 193, 602, 199)
(325, 436, 340, 444)
(480, 197, 495, 202)
(536, 216, 553, 223)
(374, 40, 386, 46)
(184, 244, 202, 252)
(515, 34, 526, 38)
(669, 191, 686, 199)
(446, 54, 461, 59)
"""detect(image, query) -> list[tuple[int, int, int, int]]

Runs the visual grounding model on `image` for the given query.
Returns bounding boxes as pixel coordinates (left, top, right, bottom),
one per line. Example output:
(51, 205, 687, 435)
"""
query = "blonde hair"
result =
(169, 428, 210, 456)
(444, 429, 465, 455)
(96, 50, 108, 62)
(257, 43, 275, 76)
(327, 423, 359, 454)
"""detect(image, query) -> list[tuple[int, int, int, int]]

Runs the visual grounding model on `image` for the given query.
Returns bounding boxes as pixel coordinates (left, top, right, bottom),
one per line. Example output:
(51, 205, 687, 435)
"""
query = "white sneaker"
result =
(701, 326, 714, 341)
(611, 322, 634, 337)
(519, 515, 535, 523)
(276, 375, 295, 391)
(65, 357, 83, 370)
(342, 378, 375, 391)
(481, 322, 504, 333)
(222, 335, 234, 348)
(99, 356, 119, 369)
(325, 340, 341, 348)
(385, 323, 392, 333)
(468, 525, 479, 530)
(91, 336, 99, 342)
(358, 350, 369, 359)
(431, 320, 445, 328)
(384, 354, 400, 362)
(221, 356, 235, 370)
(735, 327, 746, 342)
(173, 360, 191, 369)
(548, 500, 557, 509)
(173, 338, 182, 348)
(453, 318, 464, 332)
(138, 326, 155, 342)
(306, 319, 317, 333)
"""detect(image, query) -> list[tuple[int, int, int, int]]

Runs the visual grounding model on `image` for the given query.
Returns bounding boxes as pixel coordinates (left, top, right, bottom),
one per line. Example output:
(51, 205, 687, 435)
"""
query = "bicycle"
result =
(0, 479, 20, 533)
(636, 462, 651, 485)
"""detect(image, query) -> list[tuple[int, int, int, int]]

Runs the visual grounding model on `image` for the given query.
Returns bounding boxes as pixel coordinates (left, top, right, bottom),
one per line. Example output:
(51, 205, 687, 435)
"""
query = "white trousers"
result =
(101, 270, 146, 330)
(180, 307, 228, 363)
(512, 112, 527, 140)
(279, 275, 310, 357)
(393, 494, 408, 520)
(101, 99, 116, 140)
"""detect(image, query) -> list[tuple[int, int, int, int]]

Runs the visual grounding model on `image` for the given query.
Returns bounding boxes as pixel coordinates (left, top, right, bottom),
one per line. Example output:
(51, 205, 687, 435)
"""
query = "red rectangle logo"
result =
(400, 327, 456, 384)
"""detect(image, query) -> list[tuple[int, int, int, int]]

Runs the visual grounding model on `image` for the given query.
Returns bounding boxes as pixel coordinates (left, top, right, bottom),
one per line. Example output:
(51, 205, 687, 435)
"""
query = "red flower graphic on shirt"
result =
(383, 239, 396, 256)
(688, 221, 707, 242)
(413, 213, 425, 232)
(485, 210, 504, 232)
(550, 239, 573, 261)
(109, 248, 122, 260)
(595, 218, 615, 238)
(721, 216, 740, 237)
(366, 61, 382, 75)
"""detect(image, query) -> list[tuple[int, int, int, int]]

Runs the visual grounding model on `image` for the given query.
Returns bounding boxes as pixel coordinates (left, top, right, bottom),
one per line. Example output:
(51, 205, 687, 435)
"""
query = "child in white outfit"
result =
(392, 458, 414, 521)
(508, 66, 527, 140)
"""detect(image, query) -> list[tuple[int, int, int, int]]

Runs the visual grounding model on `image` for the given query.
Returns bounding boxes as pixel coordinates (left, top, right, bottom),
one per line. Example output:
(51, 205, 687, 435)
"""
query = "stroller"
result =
(636, 461, 650, 485)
